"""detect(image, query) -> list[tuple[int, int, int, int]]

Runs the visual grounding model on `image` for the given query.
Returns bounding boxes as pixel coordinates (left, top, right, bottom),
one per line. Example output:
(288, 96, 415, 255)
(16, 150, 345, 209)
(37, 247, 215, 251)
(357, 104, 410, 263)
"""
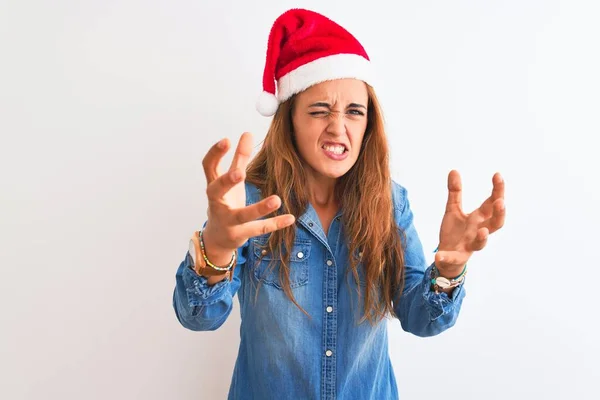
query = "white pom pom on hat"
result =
(255, 8, 375, 117)
(256, 91, 280, 117)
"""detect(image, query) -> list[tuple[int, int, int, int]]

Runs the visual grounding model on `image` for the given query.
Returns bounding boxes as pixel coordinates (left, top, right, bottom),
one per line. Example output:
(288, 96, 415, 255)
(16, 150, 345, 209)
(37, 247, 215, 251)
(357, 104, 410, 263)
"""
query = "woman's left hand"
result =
(434, 170, 506, 278)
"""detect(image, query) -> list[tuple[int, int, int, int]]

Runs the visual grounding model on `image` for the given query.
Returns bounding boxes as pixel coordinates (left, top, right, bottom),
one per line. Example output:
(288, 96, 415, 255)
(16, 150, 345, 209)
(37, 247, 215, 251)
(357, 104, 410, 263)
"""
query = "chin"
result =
(318, 165, 353, 179)
(307, 156, 357, 180)
(322, 171, 346, 179)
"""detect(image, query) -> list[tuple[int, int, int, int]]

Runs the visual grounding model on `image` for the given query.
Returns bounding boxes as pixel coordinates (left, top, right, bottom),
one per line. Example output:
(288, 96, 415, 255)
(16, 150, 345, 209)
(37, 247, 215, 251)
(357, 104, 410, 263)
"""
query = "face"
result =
(291, 78, 369, 181)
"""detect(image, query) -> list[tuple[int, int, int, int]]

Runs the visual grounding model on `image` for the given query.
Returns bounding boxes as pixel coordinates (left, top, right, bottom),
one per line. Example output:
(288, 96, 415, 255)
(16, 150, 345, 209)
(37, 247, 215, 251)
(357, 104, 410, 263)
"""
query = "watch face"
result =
(435, 276, 451, 289)
(189, 239, 197, 264)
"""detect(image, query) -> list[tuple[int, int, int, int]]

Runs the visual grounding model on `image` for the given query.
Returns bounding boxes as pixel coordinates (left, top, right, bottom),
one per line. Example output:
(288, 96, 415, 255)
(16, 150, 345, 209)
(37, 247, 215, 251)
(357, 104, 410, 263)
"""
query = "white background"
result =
(1, 0, 598, 399)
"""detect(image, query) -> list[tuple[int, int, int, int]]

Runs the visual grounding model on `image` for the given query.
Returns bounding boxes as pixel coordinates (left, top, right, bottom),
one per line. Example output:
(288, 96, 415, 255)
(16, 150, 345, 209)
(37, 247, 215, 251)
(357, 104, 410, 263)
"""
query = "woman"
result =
(173, 8, 505, 400)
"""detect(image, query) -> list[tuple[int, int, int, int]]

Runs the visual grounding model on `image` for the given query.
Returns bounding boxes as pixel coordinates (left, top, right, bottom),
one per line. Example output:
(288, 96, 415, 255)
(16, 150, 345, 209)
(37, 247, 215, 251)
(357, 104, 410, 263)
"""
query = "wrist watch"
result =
(188, 231, 234, 279)
(430, 264, 467, 294)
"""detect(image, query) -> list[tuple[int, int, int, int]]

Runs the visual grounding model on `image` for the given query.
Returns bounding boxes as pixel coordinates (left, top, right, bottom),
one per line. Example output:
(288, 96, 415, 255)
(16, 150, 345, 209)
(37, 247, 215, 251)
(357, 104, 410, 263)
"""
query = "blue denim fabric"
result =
(173, 181, 466, 399)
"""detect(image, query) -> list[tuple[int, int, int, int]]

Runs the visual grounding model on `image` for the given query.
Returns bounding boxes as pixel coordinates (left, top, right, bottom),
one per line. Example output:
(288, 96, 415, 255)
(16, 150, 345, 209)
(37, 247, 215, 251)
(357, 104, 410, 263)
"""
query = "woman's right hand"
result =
(200, 132, 296, 258)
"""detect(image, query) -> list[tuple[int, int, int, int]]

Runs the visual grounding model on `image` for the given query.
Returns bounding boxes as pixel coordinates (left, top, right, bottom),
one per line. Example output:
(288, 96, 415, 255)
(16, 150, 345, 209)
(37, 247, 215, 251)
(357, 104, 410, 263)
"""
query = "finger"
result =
(445, 170, 463, 213)
(470, 227, 489, 251)
(229, 132, 254, 173)
(479, 172, 505, 218)
(206, 167, 246, 201)
(480, 198, 505, 234)
(233, 195, 282, 224)
(491, 172, 505, 199)
(203, 138, 231, 184)
(238, 214, 296, 239)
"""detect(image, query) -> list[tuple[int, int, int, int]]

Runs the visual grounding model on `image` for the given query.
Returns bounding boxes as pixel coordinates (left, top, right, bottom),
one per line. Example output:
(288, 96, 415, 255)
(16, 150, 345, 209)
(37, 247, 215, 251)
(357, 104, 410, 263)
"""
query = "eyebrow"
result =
(308, 102, 367, 110)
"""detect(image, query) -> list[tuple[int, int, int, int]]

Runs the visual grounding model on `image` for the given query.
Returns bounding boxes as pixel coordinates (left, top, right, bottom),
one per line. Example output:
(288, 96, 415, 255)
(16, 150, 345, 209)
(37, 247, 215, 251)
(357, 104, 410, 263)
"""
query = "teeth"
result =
(323, 145, 345, 154)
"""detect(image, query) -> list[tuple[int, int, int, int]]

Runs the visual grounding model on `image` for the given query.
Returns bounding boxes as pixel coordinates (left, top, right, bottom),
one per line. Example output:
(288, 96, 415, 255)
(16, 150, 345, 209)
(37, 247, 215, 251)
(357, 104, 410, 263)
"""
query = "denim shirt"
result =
(172, 180, 466, 400)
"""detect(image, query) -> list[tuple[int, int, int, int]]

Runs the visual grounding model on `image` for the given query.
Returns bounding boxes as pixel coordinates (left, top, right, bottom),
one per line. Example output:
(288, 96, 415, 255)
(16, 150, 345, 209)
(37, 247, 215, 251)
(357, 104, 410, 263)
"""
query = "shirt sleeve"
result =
(172, 228, 249, 332)
(391, 182, 467, 337)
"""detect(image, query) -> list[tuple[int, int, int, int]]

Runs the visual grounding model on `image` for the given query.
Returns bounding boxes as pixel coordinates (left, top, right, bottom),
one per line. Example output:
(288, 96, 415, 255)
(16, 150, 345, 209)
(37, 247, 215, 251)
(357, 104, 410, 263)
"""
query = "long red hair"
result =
(245, 85, 406, 325)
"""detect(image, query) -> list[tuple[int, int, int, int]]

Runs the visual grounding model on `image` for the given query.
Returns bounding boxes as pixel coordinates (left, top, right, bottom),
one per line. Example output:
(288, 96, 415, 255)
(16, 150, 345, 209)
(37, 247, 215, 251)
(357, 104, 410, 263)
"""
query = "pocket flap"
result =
(253, 237, 312, 262)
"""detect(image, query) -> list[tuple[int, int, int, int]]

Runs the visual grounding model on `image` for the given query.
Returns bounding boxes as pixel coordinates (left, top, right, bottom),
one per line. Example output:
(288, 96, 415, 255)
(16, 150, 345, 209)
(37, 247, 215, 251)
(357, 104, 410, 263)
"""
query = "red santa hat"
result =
(256, 8, 375, 116)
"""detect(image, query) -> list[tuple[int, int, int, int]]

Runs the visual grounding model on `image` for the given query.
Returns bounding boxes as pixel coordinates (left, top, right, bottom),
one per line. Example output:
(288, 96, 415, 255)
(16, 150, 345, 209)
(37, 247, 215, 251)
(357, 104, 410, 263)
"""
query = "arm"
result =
(173, 134, 298, 332)
(392, 184, 466, 337)
(172, 233, 249, 332)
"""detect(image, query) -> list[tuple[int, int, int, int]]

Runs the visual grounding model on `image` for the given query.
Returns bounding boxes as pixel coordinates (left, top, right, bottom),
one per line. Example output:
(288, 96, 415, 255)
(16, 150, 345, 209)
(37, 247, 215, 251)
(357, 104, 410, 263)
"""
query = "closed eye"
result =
(308, 107, 366, 118)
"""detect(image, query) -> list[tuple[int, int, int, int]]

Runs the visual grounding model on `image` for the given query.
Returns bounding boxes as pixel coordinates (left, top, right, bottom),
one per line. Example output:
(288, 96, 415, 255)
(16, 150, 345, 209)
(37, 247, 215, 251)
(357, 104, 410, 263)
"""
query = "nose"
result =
(326, 111, 346, 136)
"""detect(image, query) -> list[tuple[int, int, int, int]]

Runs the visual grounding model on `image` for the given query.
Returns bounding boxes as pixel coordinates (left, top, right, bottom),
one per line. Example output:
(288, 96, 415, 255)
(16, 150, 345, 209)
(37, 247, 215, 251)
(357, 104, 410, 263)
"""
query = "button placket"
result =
(322, 251, 337, 399)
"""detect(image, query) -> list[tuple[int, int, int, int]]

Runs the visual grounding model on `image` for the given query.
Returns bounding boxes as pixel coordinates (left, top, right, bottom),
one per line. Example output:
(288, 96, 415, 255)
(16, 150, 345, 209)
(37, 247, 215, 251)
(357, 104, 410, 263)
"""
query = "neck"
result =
(307, 174, 338, 209)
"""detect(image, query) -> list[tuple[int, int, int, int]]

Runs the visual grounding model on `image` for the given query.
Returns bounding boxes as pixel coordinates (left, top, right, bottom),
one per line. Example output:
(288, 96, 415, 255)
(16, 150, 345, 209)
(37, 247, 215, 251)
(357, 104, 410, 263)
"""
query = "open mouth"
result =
(321, 144, 348, 155)
(321, 143, 349, 160)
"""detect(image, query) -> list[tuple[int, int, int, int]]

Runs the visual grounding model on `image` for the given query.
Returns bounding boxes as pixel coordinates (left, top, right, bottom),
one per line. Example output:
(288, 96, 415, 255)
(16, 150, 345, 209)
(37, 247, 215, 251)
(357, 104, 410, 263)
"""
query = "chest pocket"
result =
(252, 237, 311, 289)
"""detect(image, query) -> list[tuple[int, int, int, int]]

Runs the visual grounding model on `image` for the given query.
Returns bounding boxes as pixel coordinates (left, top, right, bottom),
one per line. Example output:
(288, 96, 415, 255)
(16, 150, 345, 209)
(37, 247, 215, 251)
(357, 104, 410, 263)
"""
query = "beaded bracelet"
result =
(199, 230, 236, 272)
(430, 263, 467, 294)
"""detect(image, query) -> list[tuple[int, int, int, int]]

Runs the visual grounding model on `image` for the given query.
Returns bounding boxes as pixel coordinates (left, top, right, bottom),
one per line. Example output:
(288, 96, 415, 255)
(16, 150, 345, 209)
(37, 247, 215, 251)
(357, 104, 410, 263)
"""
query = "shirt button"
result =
(326, 260, 333, 266)
(308, 222, 314, 227)
(358, 251, 363, 257)
(297, 251, 304, 259)
(326, 306, 333, 313)
(326, 350, 333, 357)
(261, 249, 267, 255)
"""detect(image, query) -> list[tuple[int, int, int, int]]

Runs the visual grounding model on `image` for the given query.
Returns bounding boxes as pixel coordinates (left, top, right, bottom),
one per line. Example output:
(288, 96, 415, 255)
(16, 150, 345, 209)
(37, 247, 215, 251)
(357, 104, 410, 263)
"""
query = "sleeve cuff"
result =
(182, 252, 231, 306)
(421, 263, 466, 321)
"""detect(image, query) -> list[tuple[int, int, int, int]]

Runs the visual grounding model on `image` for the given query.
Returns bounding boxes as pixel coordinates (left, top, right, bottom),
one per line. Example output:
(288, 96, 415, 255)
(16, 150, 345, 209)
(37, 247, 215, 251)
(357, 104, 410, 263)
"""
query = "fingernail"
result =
(218, 139, 226, 149)
(268, 198, 278, 208)
(232, 169, 241, 181)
